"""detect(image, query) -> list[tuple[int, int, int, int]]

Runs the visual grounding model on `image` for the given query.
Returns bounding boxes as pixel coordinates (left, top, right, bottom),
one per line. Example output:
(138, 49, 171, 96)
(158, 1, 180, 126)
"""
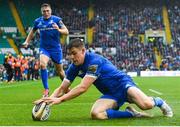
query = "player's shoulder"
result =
(34, 16, 43, 22)
(51, 15, 62, 21)
(87, 52, 104, 65)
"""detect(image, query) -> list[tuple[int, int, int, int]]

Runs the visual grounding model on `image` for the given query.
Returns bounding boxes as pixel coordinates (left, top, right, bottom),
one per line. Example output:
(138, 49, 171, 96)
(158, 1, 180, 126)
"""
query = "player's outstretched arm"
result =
(33, 79, 71, 104)
(50, 78, 71, 98)
(43, 75, 96, 105)
(22, 29, 36, 47)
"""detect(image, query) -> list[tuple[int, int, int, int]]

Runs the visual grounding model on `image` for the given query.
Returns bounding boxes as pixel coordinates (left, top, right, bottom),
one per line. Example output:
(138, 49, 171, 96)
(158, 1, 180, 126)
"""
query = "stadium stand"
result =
(0, 54, 4, 65)
(0, 0, 179, 81)
(0, 38, 11, 48)
(52, 0, 89, 33)
(13, 0, 41, 27)
(90, 0, 164, 71)
(160, 1, 180, 71)
(0, 0, 16, 27)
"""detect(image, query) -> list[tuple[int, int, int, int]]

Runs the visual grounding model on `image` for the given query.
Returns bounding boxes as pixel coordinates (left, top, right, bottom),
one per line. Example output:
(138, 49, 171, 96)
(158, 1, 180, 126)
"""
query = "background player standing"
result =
(23, 3, 69, 97)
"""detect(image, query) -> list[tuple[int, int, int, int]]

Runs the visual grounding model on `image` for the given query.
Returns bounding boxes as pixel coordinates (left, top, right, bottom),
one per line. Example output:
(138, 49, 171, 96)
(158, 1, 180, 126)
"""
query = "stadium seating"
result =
(0, 38, 11, 48)
(0, 0, 16, 26)
(51, 0, 88, 33)
(0, 0, 179, 72)
(0, 54, 4, 64)
(0, 38, 10, 64)
(13, 0, 40, 27)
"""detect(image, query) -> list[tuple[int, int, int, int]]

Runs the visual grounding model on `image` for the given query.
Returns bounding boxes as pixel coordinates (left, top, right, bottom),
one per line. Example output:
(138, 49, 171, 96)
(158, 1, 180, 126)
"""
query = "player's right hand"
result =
(22, 41, 29, 48)
(42, 97, 62, 106)
(52, 23, 59, 30)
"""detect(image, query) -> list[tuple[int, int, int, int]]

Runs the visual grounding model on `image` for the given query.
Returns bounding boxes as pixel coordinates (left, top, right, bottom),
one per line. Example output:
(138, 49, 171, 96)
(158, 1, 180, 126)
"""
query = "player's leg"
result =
(127, 87, 154, 110)
(54, 63, 65, 80)
(50, 49, 65, 80)
(90, 98, 133, 120)
(40, 52, 50, 97)
(127, 86, 173, 117)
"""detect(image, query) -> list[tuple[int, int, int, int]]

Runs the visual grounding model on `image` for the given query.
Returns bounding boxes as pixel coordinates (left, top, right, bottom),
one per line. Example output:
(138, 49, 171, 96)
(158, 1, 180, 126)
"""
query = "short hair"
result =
(67, 38, 85, 50)
(41, 3, 51, 8)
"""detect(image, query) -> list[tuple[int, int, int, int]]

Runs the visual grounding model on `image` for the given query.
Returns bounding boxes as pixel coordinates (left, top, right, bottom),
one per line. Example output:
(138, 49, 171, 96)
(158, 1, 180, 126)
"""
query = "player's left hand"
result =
(52, 23, 59, 30)
(33, 98, 44, 104)
(42, 97, 62, 106)
(21, 41, 29, 48)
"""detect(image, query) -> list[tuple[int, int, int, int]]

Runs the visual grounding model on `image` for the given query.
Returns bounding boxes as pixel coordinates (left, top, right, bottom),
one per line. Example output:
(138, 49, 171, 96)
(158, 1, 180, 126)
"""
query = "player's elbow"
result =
(63, 29, 69, 35)
(78, 86, 88, 93)
(65, 30, 69, 35)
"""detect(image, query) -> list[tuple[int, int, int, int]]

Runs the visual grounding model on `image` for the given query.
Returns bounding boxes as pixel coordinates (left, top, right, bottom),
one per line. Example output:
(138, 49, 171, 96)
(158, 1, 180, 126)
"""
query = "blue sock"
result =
(41, 69, 49, 89)
(153, 97, 164, 107)
(106, 109, 133, 119)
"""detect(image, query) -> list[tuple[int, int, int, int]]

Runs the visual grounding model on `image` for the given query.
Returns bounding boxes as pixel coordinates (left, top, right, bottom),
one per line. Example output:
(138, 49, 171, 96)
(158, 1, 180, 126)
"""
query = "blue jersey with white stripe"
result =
(66, 52, 134, 96)
(33, 15, 63, 50)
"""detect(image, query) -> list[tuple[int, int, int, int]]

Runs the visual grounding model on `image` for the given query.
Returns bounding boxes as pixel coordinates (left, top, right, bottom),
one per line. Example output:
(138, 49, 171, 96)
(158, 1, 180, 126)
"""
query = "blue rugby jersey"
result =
(66, 52, 134, 96)
(33, 15, 63, 50)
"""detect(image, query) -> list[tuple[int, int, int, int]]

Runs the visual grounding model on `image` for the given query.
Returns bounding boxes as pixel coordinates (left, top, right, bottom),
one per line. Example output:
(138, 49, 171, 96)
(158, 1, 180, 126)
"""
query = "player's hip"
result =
(98, 81, 137, 107)
(39, 48, 63, 64)
(39, 47, 62, 53)
(40, 44, 61, 51)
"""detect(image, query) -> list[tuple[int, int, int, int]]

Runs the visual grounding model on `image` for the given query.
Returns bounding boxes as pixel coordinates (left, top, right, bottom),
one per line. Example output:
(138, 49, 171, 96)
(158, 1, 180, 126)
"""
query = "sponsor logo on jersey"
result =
(88, 65, 98, 73)
(39, 27, 56, 31)
(78, 70, 84, 75)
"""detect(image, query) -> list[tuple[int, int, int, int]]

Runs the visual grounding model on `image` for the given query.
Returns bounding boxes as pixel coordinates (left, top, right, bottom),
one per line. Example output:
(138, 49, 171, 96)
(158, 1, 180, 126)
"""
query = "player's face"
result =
(41, 6, 52, 19)
(68, 47, 86, 65)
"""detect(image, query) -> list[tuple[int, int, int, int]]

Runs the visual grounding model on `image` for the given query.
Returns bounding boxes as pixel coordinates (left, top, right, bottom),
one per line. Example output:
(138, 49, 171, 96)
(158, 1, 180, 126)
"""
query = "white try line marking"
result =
(149, 89, 163, 95)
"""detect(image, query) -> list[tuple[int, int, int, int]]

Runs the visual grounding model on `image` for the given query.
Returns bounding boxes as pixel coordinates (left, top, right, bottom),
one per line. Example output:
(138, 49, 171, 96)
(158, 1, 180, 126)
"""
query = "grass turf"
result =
(0, 77, 180, 126)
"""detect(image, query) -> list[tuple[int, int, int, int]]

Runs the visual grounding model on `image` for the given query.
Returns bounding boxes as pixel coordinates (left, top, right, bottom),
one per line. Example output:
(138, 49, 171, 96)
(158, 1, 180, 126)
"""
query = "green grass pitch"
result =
(0, 77, 180, 126)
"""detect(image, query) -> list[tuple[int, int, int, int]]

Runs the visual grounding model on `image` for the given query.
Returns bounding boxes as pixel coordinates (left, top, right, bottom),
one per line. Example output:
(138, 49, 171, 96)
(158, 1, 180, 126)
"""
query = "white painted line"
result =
(0, 102, 93, 106)
(0, 83, 35, 89)
(149, 89, 163, 95)
(0, 104, 29, 106)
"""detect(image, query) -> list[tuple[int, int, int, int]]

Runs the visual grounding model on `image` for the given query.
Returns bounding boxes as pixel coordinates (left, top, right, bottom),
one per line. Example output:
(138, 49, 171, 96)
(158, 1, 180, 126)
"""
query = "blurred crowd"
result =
(57, 0, 180, 72)
(1, 0, 180, 83)
(90, 0, 179, 72)
(0, 53, 56, 83)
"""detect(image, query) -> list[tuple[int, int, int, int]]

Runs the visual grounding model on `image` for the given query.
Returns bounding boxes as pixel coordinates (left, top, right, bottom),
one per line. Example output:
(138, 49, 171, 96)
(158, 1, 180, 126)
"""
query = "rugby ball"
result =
(32, 102, 51, 121)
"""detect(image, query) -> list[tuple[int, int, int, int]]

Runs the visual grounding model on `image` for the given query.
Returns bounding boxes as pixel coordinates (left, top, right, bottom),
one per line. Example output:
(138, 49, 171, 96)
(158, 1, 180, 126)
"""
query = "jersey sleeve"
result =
(65, 64, 79, 82)
(86, 59, 102, 79)
(56, 17, 63, 28)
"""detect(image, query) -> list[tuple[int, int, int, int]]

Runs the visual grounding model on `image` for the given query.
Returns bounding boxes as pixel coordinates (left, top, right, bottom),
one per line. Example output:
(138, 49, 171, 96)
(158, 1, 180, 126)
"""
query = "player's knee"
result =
(57, 70, 65, 78)
(57, 70, 63, 75)
(90, 110, 107, 120)
(140, 100, 154, 110)
(56, 66, 63, 74)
